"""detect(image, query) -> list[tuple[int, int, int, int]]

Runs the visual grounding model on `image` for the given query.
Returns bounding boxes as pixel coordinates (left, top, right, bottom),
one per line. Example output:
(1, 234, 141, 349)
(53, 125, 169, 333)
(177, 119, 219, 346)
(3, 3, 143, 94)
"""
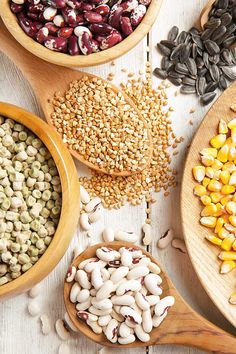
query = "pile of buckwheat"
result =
(79, 67, 182, 209)
(50, 76, 150, 175)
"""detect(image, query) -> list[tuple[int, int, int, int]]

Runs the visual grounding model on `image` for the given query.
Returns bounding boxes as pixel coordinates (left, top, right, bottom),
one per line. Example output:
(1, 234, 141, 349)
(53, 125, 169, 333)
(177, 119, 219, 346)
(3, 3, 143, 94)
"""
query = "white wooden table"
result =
(1, 1, 236, 353)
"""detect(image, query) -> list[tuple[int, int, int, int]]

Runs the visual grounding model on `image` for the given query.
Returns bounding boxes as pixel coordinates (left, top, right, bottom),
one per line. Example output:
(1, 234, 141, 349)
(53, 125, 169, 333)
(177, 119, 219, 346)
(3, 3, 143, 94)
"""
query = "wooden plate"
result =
(181, 82, 236, 328)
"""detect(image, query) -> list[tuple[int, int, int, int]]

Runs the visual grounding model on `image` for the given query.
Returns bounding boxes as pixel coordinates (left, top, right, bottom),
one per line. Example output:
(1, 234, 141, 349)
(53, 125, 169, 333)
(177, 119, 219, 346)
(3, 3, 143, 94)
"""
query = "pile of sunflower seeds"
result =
(154, 0, 236, 105)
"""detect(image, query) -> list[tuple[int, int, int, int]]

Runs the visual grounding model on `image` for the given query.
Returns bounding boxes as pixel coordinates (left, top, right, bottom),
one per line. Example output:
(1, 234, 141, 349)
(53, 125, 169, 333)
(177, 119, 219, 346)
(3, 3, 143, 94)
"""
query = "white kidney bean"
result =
(142, 309, 153, 333)
(87, 320, 102, 334)
(77, 310, 97, 322)
(102, 227, 115, 242)
(70, 282, 81, 303)
(105, 319, 119, 343)
(76, 289, 90, 303)
(92, 298, 113, 311)
(79, 257, 97, 270)
(79, 213, 91, 231)
(101, 268, 110, 281)
(119, 322, 131, 338)
(96, 280, 114, 300)
(152, 312, 167, 327)
(120, 306, 142, 325)
(154, 296, 175, 317)
(157, 229, 174, 249)
(135, 292, 150, 311)
(120, 249, 133, 267)
(131, 302, 142, 315)
(91, 268, 104, 290)
(64, 312, 78, 332)
(148, 262, 161, 275)
(40, 314, 51, 335)
(111, 309, 124, 322)
(66, 266, 76, 282)
(130, 256, 151, 268)
(28, 300, 40, 317)
(89, 306, 112, 316)
(120, 247, 142, 259)
(113, 305, 121, 314)
(85, 197, 101, 213)
(142, 223, 152, 245)
(140, 285, 148, 296)
(28, 283, 41, 298)
(127, 266, 149, 280)
(134, 325, 150, 342)
(75, 298, 91, 311)
(144, 274, 162, 295)
(125, 318, 137, 328)
(96, 247, 117, 262)
(85, 259, 106, 273)
(110, 266, 129, 283)
(146, 295, 160, 306)
(98, 315, 111, 327)
(118, 334, 136, 344)
(115, 231, 138, 243)
(111, 295, 135, 306)
(55, 319, 70, 341)
(75, 269, 91, 289)
(171, 238, 187, 253)
(116, 279, 141, 295)
(80, 185, 90, 205)
(89, 205, 103, 223)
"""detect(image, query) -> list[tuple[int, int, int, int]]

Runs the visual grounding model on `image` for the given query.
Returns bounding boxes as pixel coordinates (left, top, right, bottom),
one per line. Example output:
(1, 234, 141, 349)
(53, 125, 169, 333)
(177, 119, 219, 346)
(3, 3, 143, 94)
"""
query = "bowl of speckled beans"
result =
(0, 102, 80, 299)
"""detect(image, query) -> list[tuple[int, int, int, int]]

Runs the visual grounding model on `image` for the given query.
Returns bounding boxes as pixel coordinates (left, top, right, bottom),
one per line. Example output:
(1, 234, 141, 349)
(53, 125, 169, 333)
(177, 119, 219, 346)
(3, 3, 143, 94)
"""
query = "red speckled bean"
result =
(45, 22, 59, 35)
(68, 34, 80, 55)
(36, 27, 49, 43)
(130, 4, 146, 26)
(58, 27, 74, 38)
(109, 5, 123, 29)
(120, 16, 133, 36)
(95, 4, 110, 16)
(89, 23, 114, 35)
(84, 11, 103, 23)
(44, 36, 68, 51)
(47, 0, 67, 8)
(10, 3, 24, 13)
(67, 0, 82, 9)
(100, 30, 122, 50)
(78, 31, 93, 55)
(17, 13, 37, 38)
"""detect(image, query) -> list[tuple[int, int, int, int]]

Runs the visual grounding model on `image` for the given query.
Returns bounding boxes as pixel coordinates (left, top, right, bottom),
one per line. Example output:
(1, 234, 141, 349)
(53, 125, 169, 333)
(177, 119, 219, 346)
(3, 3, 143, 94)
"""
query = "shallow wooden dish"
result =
(0, 0, 163, 68)
(64, 242, 236, 352)
(0, 102, 80, 299)
(181, 82, 236, 328)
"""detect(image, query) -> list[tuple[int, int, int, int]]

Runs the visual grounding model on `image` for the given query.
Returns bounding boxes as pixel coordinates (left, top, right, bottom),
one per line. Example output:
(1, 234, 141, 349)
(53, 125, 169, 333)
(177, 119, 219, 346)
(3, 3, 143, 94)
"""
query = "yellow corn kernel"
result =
(224, 223, 236, 233)
(217, 144, 229, 163)
(207, 179, 222, 192)
(200, 216, 217, 228)
(219, 119, 228, 134)
(210, 134, 227, 149)
(219, 251, 236, 260)
(215, 217, 225, 234)
(200, 195, 211, 206)
(229, 292, 236, 305)
(218, 227, 230, 239)
(221, 185, 236, 194)
(203, 177, 210, 187)
(214, 203, 224, 216)
(225, 137, 233, 147)
(210, 192, 222, 203)
(193, 185, 207, 197)
(229, 215, 236, 227)
(205, 167, 214, 179)
(201, 203, 218, 217)
(229, 171, 236, 186)
(213, 170, 221, 180)
(220, 170, 230, 184)
(226, 201, 236, 215)
(201, 155, 214, 167)
(192, 166, 205, 182)
(200, 148, 217, 158)
(221, 234, 235, 251)
(221, 194, 232, 205)
(222, 162, 236, 172)
(231, 128, 236, 145)
(229, 147, 236, 161)
(228, 118, 236, 129)
(212, 159, 223, 171)
(205, 234, 222, 246)
(220, 260, 236, 274)
(232, 240, 236, 251)
(232, 193, 236, 202)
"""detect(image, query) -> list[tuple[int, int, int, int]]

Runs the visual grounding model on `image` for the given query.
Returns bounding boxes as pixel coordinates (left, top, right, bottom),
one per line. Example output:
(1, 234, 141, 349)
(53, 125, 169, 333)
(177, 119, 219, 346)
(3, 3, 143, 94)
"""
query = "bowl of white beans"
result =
(64, 242, 175, 347)
(0, 102, 80, 299)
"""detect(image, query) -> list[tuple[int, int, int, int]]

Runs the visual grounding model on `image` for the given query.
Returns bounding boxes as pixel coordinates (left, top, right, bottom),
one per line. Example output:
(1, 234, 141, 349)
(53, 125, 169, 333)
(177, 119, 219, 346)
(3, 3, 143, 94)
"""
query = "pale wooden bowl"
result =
(0, 0, 163, 67)
(0, 102, 80, 299)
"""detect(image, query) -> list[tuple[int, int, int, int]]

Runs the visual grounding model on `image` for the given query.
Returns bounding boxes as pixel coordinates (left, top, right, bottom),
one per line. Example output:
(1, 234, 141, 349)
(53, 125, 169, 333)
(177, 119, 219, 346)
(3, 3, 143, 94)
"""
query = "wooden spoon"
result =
(0, 22, 153, 177)
(199, 0, 236, 49)
(64, 242, 236, 352)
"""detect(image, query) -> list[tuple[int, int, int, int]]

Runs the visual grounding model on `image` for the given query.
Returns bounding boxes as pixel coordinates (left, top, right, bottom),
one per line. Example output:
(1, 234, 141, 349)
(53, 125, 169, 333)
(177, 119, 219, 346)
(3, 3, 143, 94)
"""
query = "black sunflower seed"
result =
(161, 57, 171, 70)
(219, 75, 228, 90)
(196, 77, 206, 95)
(160, 40, 177, 49)
(223, 35, 236, 47)
(179, 43, 191, 63)
(153, 68, 167, 80)
(196, 57, 204, 68)
(221, 49, 233, 65)
(198, 67, 208, 77)
(192, 35, 203, 49)
(168, 71, 185, 79)
(180, 85, 196, 94)
(192, 43, 198, 59)
(177, 31, 188, 44)
(168, 26, 179, 41)
(175, 63, 189, 75)
(201, 28, 214, 41)
(215, 0, 229, 10)
(189, 27, 200, 35)
(226, 23, 236, 35)
(221, 66, 236, 80)
(186, 58, 197, 76)
(220, 12, 232, 26)
(157, 43, 171, 56)
(182, 77, 196, 86)
(205, 81, 219, 93)
(204, 40, 220, 55)
(168, 77, 182, 86)
(211, 25, 227, 41)
(203, 52, 210, 68)
(204, 18, 221, 29)
(209, 54, 220, 64)
(200, 92, 217, 105)
(209, 64, 220, 81)
(170, 44, 183, 60)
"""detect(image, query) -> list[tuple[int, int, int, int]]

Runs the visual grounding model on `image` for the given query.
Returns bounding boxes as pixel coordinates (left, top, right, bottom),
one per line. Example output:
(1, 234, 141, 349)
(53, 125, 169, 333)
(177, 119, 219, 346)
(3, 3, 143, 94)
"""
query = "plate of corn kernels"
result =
(181, 81, 236, 328)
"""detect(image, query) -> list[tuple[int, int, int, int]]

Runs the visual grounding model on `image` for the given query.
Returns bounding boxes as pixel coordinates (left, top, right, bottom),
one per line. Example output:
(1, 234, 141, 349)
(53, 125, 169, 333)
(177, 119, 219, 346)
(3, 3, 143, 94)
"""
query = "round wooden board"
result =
(181, 82, 236, 329)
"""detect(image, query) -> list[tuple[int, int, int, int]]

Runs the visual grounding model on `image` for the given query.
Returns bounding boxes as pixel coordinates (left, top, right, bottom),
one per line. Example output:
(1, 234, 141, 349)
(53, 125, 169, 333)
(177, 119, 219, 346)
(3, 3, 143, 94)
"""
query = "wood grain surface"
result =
(1, 1, 236, 354)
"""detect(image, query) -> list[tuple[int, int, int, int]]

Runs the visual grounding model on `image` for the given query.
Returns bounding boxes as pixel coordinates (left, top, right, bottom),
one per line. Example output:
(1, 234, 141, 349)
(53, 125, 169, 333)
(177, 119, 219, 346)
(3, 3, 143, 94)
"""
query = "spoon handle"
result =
(155, 290, 236, 353)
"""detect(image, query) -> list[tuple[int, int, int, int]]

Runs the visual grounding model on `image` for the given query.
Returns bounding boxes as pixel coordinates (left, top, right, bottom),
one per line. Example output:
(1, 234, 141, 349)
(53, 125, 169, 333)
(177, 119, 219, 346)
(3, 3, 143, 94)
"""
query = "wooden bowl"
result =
(0, 0, 163, 68)
(0, 102, 80, 299)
